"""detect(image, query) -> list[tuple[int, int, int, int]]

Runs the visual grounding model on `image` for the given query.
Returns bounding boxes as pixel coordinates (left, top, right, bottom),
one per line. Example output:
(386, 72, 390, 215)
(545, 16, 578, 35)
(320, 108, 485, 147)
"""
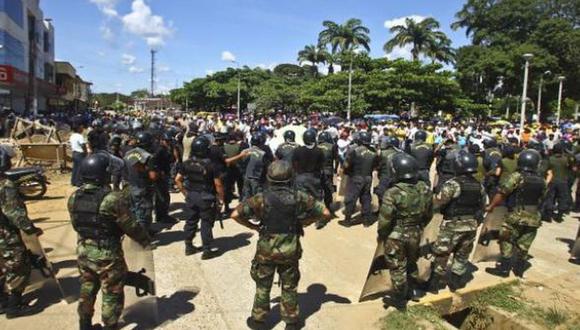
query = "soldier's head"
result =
(267, 160, 294, 185)
(454, 150, 478, 175)
(318, 131, 332, 144)
(251, 132, 265, 148)
(392, 153, 418, 182)
(468, 144, 481, 155)
(191, 137, 210, 159)
(379, 136, 399, 150)
(517, 149, 540, 172)
(80, 153, 110, 185)
(483, 138, 497, 149)
(135, 131, 154, 151)
(0, 146, 13, 176)
(303, 129, 317, 148)
(502, 145, 515, 158)
(415, 130, 427, 142)
(359, 131, 372, 146)
(552, 143, 564, 154)
(283, 130, 296, 143)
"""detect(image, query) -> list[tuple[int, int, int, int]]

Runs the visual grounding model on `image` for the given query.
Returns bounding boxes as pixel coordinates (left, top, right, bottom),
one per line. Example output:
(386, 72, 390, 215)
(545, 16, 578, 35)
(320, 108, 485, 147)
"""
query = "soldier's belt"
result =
(443, 215, 477, 221)
(79, 238, 122, 248)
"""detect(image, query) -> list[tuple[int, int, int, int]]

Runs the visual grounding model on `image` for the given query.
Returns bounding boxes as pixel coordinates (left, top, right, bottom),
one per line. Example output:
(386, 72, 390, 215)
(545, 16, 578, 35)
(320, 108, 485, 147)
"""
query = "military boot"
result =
(102, 324, 118, 330)
(201, 247, 220, 260)
(246, 316, 266, 330)
(338, 215, 354, 227)
(389, 285, 409, 311)
(79, 319, 93, 330)
(485, 258, 511, 278)
(285, 320, 304, 330)
(185, 241, 200, 256)
(5, 293, 40, 319)
(0, 293, 7, 315)
(448, 272, 465, 292)
(426, 272, 445, 294)
(512, 256, 531, 278)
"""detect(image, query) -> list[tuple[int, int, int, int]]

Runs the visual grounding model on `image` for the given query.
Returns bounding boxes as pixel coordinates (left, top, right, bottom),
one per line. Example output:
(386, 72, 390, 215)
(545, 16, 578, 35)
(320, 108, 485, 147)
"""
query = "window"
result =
(0, 0, 24, 28)
(43, 31, 49, 52)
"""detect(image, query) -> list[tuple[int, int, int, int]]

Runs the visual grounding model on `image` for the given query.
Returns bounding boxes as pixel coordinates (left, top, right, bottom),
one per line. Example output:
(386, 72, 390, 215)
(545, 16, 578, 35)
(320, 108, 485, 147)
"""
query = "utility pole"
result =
(536, 70, 551, 124)
(556, 76, 565, 126)
(519, 53, 533, 140)
(150, 49, 157, 97)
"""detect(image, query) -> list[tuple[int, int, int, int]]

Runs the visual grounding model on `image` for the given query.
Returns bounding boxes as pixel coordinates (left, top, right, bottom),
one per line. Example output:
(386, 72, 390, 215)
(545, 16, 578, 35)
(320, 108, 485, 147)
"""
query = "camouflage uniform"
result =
(123, 148, 155, 230)
(68, 184, 151, 328)
(234, 188, 326, 324)
(377, 181, 432, 296)
(0, 178, 37, 296)
(432, 178, 485, 277)
(497, 172, 545, 259)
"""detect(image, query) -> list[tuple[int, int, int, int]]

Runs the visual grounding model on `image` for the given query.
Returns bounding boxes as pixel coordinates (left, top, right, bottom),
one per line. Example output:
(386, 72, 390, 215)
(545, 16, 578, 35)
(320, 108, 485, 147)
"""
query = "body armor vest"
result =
(393, 183, 427, 227)
(442, 176, 482, 219)
(182, 157, 213, 192)
(318, 143, 334, 172)
(71, 188, 121, 240)
(514, 172, 544, 211)
(378, 149, 397, 178)
(277, 143, 297, 162)
(245, 147, 266, 179)
(262, 187, 298, 234)
(351, 146, 376, 177)
(410, 143, 433, 170)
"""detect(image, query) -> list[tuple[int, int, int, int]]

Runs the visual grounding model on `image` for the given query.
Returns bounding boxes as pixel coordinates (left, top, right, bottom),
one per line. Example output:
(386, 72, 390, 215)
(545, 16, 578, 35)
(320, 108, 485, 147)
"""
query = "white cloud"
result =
(122, 0, 173, 48)
(97, 51, 106, 57)
(121, 54, 137, 65)
(128, 66, 144, 73)
(158, 64, 170, 72)
(256, 63, 277, 71)
(205, 70, 215, 76)
(100, 25, 114, 41)
(89, 0, 119, 17)
(384, 15, 427, 29)
(221, 51, 236, 62)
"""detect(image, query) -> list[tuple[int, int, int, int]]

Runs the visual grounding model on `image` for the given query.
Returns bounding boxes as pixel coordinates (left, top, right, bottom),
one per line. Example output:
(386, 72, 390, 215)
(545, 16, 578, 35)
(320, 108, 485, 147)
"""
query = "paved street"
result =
(1, 177, 579, 330)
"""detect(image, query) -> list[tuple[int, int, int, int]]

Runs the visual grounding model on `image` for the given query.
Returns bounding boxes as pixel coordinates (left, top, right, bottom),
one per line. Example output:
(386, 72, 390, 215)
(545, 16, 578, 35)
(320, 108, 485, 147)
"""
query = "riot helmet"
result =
(191, 137, 210, 158)
(80, 154, 110, 184)
(318, 132, 332, 144)
(359, 131, 372, 146)
(391, 153, 418, 181)
(415, 130, 427, 142)
(303, 129, 317, 147)
(517, 149, 540, 172)
(135, 131, 154, 151)
(283, 130, 296, 143)
(454, 150, 478, 174)
(267, 160, 294, 183)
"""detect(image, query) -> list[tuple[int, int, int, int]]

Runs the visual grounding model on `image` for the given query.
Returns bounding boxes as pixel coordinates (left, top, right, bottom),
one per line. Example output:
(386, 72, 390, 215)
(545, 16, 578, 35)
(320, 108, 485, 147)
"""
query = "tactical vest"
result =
(245, 147, 266, 180)
(71, 188, 121, 240)
(442, 176, 482, 219)
(277, 143, 297, 162)
(410, 143, 433, 170)
(393, 183, 427, 227)
(378, 148, 397, 178)
(182, 157, 213, 192)
(514, 172, 544, 211)
(262, 187, 298, 234)
(351, 146, 376, 177)
(318, 143, 334, 172)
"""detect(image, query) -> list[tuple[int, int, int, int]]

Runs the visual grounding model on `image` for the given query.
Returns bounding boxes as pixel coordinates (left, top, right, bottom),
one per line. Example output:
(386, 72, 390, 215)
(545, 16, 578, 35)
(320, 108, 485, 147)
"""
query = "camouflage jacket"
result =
(0, 178, 36, 249)
(434, 177, 485, 232)
(68, 183, 151, 259)
(235, 189, 326, 264)
(378, 181, 433, 240)
(498, 172, 545, 227)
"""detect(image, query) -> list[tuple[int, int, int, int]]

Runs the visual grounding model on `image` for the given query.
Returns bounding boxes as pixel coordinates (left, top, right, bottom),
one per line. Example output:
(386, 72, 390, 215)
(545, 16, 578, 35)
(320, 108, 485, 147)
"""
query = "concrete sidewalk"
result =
(1, 179, 579, 330)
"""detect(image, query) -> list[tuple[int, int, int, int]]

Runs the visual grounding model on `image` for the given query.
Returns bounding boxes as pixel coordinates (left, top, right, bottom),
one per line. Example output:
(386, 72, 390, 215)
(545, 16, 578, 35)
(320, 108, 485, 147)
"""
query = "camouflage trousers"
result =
(432, 230, 476, 276)
(383, 228, 421, 293)
(243, 178, 263, 202)
(129, 187, 154, 229)
(77, 254, 127, 326)
(499, 222, 538, 259)
(250, 260, 300, 324)
(0, 246, 31, 294)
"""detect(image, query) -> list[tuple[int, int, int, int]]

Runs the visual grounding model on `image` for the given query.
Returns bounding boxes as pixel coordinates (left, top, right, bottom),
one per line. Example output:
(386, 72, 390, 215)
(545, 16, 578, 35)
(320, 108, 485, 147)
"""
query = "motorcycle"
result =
(5, 167, 50, 199)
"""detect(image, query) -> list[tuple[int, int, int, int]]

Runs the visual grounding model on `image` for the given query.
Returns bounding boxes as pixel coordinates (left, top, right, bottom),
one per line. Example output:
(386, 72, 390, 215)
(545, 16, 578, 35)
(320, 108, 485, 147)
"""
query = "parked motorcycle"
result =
(5, 167, 49, 199)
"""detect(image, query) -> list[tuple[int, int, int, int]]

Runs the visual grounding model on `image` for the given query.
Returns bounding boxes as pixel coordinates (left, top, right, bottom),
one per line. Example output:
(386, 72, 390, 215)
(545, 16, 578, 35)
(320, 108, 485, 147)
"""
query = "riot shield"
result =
(338, 174, 348, 197)
(121, 238, 158, 328)
(359, 216, 441, 302)
(20, 231, 66, 301)
(571, 222, 580, 261)
(471, 207, 507, 263)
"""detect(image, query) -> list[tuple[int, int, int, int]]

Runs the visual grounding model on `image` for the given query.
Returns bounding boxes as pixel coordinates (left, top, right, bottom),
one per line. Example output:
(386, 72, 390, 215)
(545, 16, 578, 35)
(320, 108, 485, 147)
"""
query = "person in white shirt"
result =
(69, 123, 86, 186)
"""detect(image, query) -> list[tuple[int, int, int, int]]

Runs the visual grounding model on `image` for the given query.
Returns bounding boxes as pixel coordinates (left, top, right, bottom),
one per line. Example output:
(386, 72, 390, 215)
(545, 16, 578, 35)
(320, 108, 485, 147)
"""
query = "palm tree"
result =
(384, 17, 453, 62)
(426, 36, 456, 65)
(318, 18, 370, 120)
(297, 45, 328, 77)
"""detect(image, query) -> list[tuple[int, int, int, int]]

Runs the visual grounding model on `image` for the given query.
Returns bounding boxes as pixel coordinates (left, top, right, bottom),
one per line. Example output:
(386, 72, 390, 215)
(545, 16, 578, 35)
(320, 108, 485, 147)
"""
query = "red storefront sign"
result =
(0, 65, 14, 83)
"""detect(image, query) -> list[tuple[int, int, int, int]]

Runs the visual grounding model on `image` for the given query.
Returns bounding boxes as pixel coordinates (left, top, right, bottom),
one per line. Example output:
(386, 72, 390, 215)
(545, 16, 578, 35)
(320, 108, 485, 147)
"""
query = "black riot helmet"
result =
(267, 160, 294, 183)
(483, 138, 497, 149)
(251, 132, 265, 147)
(391, 153, 418, 181)
(135, 131, 154, 151)
(359, 131, 372, 146)
(318, 131, 332, 144)
(415, 130, 427, 142)
(80, 154, 110, 185)
(303, 129, 317, 147)
(283, 130, 296, 143)
(191, 137, 210, 158)
(380, 136, 399, 149)
(517, 149, 540, 172)
(454, 150, 478, 175)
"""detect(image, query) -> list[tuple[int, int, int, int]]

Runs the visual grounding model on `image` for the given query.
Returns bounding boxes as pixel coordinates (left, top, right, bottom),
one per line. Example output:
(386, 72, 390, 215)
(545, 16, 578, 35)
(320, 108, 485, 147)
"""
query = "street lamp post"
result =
(519, 53, 533, 139)
(536, 70, 551, 124)
(227, 60, 241, 119)
(556, 76, 565, 126)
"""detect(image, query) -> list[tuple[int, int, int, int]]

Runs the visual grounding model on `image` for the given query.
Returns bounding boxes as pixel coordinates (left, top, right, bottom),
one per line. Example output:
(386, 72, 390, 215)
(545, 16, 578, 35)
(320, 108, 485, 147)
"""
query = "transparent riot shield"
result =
(359, 216, 441, 302)
(571, 222, 580, 261)
(20, 231, 66, 301)
(471, 207, 507, 263)
(121, 238, 158, 328)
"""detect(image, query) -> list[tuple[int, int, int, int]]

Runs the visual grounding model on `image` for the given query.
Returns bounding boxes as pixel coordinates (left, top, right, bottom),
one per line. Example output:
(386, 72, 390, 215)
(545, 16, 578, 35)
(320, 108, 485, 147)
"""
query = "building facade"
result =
(0, 0, 57, 114)
(54, 61, 92, 112)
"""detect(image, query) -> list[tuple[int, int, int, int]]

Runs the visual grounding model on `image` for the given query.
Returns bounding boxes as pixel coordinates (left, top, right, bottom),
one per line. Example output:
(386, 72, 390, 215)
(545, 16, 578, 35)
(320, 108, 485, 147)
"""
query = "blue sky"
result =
(43, 0, 470, 94)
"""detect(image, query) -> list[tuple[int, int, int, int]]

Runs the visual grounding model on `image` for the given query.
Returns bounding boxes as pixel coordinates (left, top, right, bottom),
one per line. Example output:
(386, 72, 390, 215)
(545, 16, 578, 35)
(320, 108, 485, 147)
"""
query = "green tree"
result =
(297, 45, 328, 77)
(318, 18, 371, 120)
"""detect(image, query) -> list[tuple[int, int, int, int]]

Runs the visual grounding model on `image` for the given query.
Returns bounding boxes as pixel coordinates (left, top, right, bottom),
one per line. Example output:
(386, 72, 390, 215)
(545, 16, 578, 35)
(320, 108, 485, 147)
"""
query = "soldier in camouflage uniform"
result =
(69, 154, 152, 330)
(375, 136, 401, 207)
(231, 160, 331, 330)
(275, 131, 298, 162)
(378, 153, 432, 309)
(242, 132, 273, 201)
(0, 147, 43, 318)
(407, 130, 434, 186)
(485, 150, 546, 278)
(543, 143, 574, 222)
(428, 151, 485, 293)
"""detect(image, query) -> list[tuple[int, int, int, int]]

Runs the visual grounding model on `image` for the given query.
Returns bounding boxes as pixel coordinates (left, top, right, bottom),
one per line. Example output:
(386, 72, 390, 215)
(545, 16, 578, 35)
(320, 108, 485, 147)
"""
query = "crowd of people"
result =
(0, 108, 579, 330)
